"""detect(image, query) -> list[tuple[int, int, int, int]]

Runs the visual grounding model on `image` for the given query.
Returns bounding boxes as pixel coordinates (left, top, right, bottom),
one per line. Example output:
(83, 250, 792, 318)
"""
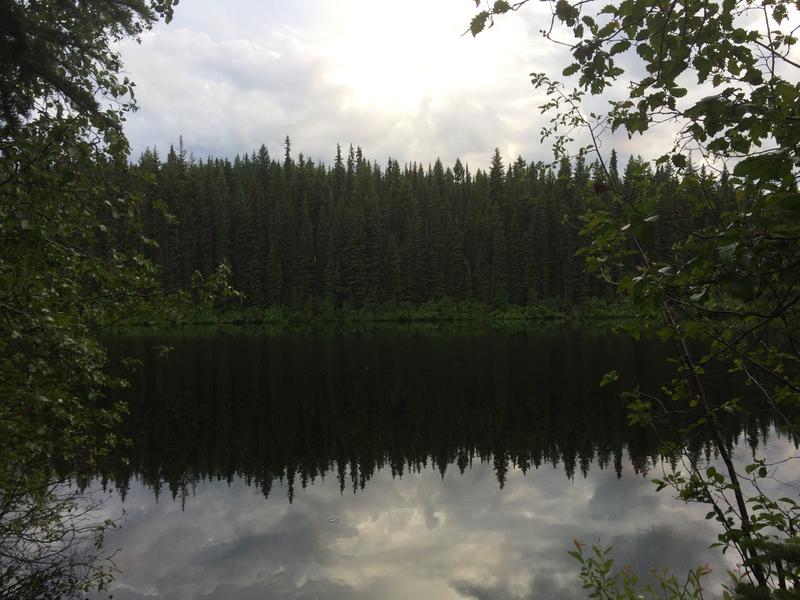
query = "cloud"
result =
(115, 0, 701, 171)
(88, 457, 737, 600)
(117, 0, 597, 169)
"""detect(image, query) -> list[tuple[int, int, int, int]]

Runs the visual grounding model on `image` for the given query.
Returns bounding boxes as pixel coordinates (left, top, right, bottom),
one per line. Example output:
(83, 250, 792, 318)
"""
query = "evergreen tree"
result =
(123, 142, 715, 312)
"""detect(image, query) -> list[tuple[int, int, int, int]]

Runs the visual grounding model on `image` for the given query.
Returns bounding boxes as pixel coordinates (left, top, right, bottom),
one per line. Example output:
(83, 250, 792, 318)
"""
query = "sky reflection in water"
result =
(89, 330, 796, 599)
(95, 460, 731, 600)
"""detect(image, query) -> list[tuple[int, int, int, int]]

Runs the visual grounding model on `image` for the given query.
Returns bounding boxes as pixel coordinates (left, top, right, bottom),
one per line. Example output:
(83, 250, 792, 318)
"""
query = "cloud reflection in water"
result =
(94, 460, 728, 600)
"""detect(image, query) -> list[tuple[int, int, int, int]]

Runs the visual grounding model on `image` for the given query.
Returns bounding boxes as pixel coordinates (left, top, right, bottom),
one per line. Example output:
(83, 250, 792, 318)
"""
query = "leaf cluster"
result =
(471, 0, 800, 593)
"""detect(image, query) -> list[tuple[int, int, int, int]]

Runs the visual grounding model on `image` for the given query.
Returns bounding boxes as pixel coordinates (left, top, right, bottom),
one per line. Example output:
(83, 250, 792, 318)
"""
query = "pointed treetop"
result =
(454, 158, 465, 183)
(257, 144, 269, 164)
(490, 148, 504, 171)
(284, 136, 292, 166)
(335, 144, 343, 167)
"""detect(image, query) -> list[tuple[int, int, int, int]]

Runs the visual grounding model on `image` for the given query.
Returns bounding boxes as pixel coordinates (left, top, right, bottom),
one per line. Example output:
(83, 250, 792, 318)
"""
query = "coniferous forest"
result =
(4, 0, 800, 597)
(129, 138, 733, 310)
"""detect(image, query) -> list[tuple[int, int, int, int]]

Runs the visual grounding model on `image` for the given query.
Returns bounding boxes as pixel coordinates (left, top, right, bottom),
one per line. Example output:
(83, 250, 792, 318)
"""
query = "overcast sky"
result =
(117, 0, 667, 170)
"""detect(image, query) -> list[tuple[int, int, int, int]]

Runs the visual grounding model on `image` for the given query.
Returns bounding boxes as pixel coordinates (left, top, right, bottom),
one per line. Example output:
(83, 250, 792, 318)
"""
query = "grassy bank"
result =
(113, 297, 634, 330)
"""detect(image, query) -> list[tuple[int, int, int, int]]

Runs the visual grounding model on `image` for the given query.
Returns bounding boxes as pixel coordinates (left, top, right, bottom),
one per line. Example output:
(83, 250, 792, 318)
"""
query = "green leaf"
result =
(470, 11, 489, 36)
(600, 370, 620, 387)
(733, 151, 789, 181)
(717, 241, 738, 263)
(718, 272, 755, 300)
(555, 0, 580, 25)
(610, 40, 631, 55)
(671, 154, 687, 168)
(493, 0, 511, 13)
(771, 192, 800, 212)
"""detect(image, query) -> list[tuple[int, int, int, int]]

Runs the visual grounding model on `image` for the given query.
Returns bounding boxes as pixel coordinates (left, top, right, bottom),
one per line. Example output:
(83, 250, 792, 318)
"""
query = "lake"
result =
(86, 327, 784, 599)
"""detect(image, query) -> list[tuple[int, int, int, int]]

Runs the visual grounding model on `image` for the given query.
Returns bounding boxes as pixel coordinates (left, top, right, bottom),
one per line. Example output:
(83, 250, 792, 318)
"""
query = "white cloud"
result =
(116, 0, 694, 171)
(90, 459, 735, 600)
(117, 0, 589, 169)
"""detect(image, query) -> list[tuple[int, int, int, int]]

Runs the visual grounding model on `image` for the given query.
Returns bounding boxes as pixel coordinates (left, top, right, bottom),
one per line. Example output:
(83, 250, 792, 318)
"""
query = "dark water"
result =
(87, 328, 784, 599)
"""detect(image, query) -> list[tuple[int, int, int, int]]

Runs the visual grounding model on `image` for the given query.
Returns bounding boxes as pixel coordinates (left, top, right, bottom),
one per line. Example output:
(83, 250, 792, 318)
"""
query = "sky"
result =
(121, 0, 656, 167)
(117, 0, 669, 170)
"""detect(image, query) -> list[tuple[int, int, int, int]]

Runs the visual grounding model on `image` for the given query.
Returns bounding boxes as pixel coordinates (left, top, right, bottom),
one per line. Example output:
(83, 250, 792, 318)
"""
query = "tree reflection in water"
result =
(86, 329, 788, 504)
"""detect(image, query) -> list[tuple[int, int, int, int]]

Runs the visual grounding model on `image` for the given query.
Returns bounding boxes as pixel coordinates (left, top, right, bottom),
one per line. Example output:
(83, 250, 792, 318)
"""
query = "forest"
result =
(129, 139, 733, 311)
(2, 0, 799, 597)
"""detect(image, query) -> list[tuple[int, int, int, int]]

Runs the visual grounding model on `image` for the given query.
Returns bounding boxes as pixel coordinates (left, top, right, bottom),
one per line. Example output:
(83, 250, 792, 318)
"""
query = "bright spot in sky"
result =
(315, 1, 528, 114)
(118, 0, 666, 168)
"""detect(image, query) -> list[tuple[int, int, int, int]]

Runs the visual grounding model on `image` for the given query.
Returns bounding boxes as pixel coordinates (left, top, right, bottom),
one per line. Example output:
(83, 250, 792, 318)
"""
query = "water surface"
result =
(89, 328, 782, 599)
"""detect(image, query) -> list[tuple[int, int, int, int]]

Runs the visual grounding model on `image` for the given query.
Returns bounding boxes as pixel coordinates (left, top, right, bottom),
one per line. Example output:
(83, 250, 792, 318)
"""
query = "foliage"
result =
(569, 541, 710, 599)
(124, 142, 736, 312)
(114, 297, 633, 329)
(0, 1, 185, 597)
(0, 0, 177, 138)
(0, 483, 117, 599)
(471, 0, 800, 595)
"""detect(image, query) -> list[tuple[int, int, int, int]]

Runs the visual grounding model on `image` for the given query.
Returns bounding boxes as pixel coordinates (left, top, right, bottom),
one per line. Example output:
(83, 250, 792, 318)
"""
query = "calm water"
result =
(87, 328, 785, 599)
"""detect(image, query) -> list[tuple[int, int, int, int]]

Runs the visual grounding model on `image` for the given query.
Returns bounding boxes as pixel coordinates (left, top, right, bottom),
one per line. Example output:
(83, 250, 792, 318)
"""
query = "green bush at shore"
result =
(114, 297, 633, 329)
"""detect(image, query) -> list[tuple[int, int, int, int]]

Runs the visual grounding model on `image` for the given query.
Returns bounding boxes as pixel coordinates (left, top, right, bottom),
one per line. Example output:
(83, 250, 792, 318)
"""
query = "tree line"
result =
(127, 138, 734, 310)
